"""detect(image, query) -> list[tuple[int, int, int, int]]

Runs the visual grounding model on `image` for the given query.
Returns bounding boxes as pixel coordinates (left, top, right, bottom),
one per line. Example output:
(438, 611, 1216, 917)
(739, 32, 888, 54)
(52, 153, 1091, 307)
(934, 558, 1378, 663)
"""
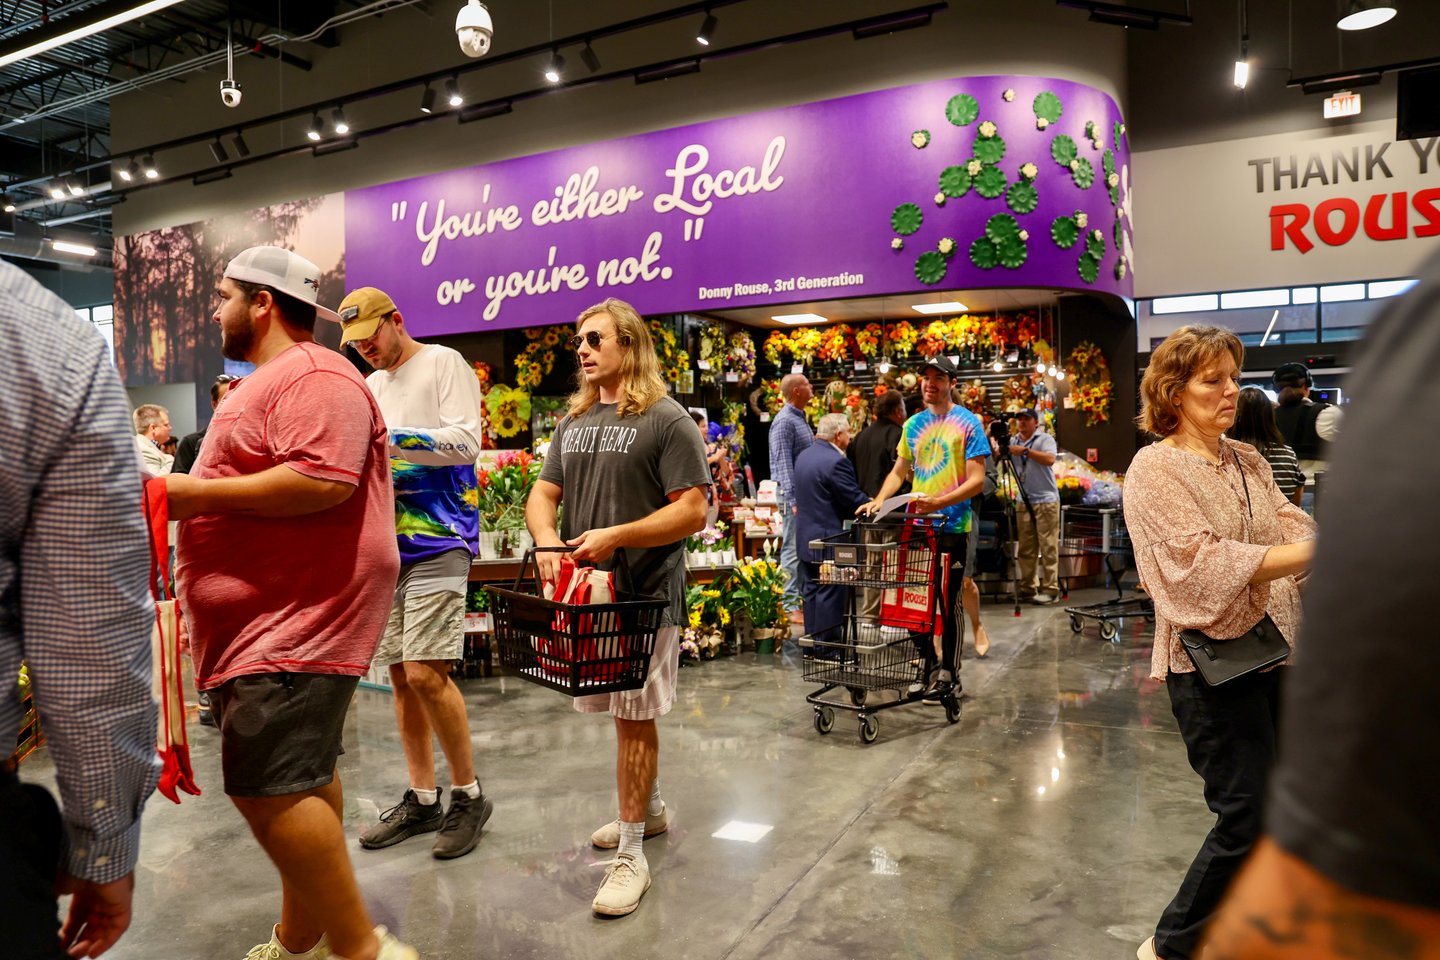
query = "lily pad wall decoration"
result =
(1033, 91, 1063, 123)
(1086, 231, 1106, 260)
(891, 203, 923, 235)
(1071, 157, 1095, 189)
(915, 251, 948, 285)
(1051, 215, 1079, 249)
(1114, 217, 1125, 251)
(1006, 181, 1038, 214)
(1051, 135, 1077, 167)
(970, 236, 1000, 269)
(974, 165, 1007, 199)
(1102, 150, 1116, 179)
(939, 165, 973, 198)
(945, 93, 980, 126)
(997, 234, 1028, 269)
(1078, 253, 1100, 284)
(972, 133, 1006, 165)
(1113, 121, 1126, 149)
(985, 213, 1020, 243)
(911, 129, 931, 149)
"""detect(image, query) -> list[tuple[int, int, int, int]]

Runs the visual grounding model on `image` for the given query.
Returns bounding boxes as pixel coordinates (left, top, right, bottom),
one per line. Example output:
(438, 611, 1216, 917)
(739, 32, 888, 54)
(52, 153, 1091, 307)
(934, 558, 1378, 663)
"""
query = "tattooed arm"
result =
(1205, 838, 1440, 960)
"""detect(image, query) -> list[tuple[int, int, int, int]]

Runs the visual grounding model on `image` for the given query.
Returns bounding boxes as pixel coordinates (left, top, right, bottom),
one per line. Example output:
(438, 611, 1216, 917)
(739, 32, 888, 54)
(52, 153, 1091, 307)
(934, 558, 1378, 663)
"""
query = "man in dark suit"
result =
(794, 413, 871, 648)
(848, 389, 907, 498)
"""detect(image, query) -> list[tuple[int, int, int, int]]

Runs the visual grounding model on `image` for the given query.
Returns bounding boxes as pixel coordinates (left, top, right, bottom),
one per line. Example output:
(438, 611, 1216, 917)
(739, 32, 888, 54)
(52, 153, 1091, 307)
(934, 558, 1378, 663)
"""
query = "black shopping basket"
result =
(484, 547, 666, 697)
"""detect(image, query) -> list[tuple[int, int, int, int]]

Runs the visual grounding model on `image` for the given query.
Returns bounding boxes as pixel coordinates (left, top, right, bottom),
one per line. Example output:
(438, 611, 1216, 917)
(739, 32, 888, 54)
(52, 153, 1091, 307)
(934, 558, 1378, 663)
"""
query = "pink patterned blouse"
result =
(1123, 437, 1318, 681)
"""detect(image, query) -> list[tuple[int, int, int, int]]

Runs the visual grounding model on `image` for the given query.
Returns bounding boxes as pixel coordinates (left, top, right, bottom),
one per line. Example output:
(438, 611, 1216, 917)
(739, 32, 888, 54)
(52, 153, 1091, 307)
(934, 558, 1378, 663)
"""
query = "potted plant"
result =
(475, 467, 506, 560)
(487, 450, 540, 557)
(723, 542, 789, 654)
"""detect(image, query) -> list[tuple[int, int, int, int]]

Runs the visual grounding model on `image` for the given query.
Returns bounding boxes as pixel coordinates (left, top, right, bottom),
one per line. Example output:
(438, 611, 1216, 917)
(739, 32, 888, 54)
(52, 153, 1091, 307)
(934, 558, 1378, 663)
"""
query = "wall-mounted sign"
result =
(1323, 91, 1362, 119)
(345, 75, 1131, 336)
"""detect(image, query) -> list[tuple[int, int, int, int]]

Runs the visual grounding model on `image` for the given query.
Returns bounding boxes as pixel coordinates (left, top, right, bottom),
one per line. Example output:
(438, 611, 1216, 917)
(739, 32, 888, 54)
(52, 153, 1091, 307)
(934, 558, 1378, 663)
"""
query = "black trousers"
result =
(0, 766, 67, 960)
(913, 532, 966, 676)
(1155, 668, 1283, 960)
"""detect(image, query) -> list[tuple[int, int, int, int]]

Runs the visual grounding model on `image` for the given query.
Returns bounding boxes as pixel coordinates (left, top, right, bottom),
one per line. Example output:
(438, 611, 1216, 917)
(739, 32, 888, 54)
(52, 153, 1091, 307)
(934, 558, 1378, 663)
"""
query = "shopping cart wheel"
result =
(813, 706, 834, 735)
(1069, 614, 1083, 634)
(859, 715, 879, 744)
(943, 695, 961, 724)
(848, 686, 867, 706)
(1099, 620, 1119, 642)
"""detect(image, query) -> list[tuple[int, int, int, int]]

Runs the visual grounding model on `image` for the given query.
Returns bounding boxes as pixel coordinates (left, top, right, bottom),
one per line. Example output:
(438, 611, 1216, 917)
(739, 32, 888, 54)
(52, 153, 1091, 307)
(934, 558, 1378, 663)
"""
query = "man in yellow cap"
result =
(337, 287, 493, 860)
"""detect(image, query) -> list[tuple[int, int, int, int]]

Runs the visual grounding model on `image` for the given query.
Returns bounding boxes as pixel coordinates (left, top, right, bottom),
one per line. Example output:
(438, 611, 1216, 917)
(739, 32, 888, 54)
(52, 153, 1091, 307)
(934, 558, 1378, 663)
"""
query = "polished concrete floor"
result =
(28, 590, 1209, 959)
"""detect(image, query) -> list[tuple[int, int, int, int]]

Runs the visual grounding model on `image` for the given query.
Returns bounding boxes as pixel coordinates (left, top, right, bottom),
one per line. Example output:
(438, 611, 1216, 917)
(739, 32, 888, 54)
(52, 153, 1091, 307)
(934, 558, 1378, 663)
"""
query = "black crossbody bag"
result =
(1178, 449, 1290, 686)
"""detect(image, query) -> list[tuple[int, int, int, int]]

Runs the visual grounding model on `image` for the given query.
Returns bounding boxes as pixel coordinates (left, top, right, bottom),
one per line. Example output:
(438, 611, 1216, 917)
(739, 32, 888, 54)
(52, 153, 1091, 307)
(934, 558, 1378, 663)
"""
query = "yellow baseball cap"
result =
(336, 287, 397, 343)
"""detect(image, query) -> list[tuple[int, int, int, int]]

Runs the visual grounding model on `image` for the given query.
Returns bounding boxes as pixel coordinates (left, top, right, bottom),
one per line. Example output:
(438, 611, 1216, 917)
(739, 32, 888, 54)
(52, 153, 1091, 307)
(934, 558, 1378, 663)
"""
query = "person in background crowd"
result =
(133, 403, 174, 476)
(339, 286, 494, 862)
(1204, 252, 1440, 959)
(848, 390, 907, 622)
(1271, 361, 1341, 507)
(793, 413, 871, 646)
(0, 259, 159, 960)
(166, 246, 414, 960)
(1004, 408, 1061, 605)
(173, 374, 235, 475)
(689, 410, 725, 512)
(862, 354, 991, 694)
(768, 373, 814, 626)
(1227, 387, 1304, 506)
(526, 298, 709, 918)
(1123, 325, 1316, 960)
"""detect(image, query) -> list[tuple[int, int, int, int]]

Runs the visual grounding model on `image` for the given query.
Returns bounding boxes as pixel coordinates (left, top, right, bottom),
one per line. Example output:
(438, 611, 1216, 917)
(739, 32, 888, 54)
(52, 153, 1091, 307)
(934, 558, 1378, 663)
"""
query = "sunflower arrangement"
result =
(484, 384, 532, 438)
(886, 320, 919, 357)
(1072, 381, 1114, 427)
(1065, 340, 1112, 427)
(856, 323, 883, 359)
(751, 378, 785, 416)
(763, 331, 791, 367)
(472, 360, 493, 394)
(725, 330, 757, 386)
(697, 320, 727, 385)
(648, 319, 690, 384)
(788, 327, 823, 366)
(513, 326, 569, 390)
(918, 319, 951, 357)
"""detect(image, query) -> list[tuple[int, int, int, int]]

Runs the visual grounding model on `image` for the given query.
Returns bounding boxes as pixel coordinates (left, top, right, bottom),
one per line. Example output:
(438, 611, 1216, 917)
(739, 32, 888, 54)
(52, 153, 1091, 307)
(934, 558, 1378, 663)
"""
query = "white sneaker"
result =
(243, 926, 330, 960)
(592, 852, 652, 916)
(373, 925, 420, 960)
(590, 804, 670, 849)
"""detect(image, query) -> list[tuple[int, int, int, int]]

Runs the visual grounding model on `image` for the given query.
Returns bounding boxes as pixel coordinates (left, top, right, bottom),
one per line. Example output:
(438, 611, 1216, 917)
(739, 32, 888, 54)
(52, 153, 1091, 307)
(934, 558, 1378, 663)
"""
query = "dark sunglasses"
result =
(568, 331, 632, 350)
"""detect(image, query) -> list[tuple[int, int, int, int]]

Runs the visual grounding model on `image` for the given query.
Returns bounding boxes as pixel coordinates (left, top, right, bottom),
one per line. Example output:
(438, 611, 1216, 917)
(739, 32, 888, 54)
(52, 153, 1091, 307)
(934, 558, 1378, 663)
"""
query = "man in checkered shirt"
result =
(766, 373, 814, 620)
(0, 259, 160, 958)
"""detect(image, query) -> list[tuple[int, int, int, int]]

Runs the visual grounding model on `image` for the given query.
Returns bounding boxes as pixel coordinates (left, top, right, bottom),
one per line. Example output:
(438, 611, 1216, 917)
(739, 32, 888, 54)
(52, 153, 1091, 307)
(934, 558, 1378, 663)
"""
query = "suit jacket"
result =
(794, 440, 871, 565)
(848, 418, 904, 498)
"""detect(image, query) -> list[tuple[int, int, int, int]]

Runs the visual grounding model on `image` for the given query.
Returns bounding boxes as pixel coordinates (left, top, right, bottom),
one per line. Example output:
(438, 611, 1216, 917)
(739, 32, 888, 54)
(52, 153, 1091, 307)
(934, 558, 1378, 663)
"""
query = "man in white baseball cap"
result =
(166, 246, 416, 960)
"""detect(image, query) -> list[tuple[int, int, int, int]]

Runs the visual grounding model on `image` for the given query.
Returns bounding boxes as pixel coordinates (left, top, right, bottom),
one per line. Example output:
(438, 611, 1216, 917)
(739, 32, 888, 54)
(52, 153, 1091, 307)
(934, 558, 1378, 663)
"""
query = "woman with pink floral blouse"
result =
(1123, 325, 1317, 960)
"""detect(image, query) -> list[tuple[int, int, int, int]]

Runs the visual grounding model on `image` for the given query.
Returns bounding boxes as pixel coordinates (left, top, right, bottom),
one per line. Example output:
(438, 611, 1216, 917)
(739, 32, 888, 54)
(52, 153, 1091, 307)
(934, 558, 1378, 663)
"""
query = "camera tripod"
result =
(988, 420, 1037, 617)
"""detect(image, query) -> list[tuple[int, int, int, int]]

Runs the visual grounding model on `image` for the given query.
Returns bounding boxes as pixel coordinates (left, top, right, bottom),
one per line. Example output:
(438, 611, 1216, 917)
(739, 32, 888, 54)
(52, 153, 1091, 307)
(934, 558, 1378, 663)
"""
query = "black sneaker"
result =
(922, 666, 955, 701)
(432, 791, 494, 860)
(359, 790, 444, 850)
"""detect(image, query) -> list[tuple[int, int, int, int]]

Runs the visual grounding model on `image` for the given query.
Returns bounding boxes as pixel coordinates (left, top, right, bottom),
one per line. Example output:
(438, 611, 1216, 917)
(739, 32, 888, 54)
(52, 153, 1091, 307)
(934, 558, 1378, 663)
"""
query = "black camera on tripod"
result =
(988, 416, 1011, 446)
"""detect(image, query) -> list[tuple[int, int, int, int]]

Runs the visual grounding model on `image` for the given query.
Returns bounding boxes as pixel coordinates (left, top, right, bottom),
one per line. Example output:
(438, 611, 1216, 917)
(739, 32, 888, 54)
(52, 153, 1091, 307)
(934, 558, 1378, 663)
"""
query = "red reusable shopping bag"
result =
(538, 555, 624, 682)
(879, 517, 943, 635)
(143, 480, 200, 804)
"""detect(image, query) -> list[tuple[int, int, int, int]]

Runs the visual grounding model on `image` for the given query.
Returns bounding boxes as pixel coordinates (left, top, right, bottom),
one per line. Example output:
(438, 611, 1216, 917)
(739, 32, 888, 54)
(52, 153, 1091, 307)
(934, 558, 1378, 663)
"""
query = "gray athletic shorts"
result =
(210, 673, 357, 798)
(374, 548, 470, 668)
(574, 624, 679, 721)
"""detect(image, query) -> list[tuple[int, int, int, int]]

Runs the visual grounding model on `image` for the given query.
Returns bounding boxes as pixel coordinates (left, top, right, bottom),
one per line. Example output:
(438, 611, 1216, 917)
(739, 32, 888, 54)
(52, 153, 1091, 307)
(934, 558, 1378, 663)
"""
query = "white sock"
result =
(617, 820, 647, 863)
(412, 787, 439, 806)
(646, 777, 664, 818)
(452, 780, 481, 799)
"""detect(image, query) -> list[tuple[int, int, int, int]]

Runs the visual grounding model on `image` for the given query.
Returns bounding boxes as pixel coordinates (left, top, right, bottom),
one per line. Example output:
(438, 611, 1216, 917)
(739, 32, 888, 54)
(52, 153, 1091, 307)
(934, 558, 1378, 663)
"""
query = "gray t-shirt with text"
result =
(539, 395, 710, 625)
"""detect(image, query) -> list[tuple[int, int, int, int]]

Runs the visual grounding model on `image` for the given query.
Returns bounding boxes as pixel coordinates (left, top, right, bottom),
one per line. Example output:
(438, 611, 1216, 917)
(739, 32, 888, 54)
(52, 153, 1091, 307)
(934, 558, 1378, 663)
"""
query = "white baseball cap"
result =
(223, 246, 342, 323)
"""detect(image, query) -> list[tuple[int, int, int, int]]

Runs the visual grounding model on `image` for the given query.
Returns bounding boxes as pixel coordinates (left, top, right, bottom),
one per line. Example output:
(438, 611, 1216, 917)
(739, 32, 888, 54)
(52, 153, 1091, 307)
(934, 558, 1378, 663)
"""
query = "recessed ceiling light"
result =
(711, 820, 773, 843)
(771, 313, 827, 325)
(912, 301, 969, 314)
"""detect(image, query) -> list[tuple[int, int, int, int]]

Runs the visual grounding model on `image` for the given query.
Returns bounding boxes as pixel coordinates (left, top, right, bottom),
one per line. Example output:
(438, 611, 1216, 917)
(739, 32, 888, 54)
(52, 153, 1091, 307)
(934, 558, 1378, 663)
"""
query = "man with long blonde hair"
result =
(526, 297, 709, 917)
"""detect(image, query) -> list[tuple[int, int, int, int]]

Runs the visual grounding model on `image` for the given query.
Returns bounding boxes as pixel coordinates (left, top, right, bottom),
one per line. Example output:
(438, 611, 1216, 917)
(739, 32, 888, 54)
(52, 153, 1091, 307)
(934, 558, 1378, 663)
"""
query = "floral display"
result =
(763, 331, 789, 366)
(726, 330, 756, 386)
(484, 384, 531, 438)
(721, 400, 747, 455)
(885, 320, 919, 357)
(1065, 340, 1112, 427)
(958, 378, 989, 415)
(513, 325, 569, 389)
(788, 327, 823, 366)
(648, 318, 690, 384)
(1057, 474, 1092, 506)
(697, 320, 727, 385)
(855, 323, 883, 359)
(723, 549, 789, 630)
(750, 378, 785, 417)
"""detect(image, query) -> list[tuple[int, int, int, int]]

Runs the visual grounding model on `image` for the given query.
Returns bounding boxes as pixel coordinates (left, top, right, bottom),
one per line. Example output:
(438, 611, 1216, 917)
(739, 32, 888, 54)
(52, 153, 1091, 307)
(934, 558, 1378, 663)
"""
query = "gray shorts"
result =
(574, 624, 679, 721)
(209, 673, 358, 797)
(374, 548, 470, 668)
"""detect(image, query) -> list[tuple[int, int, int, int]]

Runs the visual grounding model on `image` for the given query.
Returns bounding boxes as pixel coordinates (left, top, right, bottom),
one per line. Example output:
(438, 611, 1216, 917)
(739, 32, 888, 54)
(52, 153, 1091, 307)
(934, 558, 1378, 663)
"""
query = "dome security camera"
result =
(220, 78, 243, 108)
(456, 0, 493, 58)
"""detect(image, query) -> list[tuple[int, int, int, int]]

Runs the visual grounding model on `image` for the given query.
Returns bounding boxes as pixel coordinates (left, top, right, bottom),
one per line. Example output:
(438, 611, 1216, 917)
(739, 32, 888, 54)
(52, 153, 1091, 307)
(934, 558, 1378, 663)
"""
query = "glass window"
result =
(91, 304, 114, 323)
(1321, 299, 1386, 342)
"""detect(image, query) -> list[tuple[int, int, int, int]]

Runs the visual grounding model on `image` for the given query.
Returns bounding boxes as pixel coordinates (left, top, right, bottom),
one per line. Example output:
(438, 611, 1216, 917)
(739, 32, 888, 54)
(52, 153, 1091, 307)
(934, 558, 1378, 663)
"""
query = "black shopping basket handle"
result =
(516, 544, 641, 597)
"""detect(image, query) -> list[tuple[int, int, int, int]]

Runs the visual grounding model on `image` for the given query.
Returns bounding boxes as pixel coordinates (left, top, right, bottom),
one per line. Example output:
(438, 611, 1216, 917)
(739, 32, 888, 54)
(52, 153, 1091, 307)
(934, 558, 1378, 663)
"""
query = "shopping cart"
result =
(802, 514, 961, 743)
(484, 547, 666, 696)
(1060, 506, 1153, 642)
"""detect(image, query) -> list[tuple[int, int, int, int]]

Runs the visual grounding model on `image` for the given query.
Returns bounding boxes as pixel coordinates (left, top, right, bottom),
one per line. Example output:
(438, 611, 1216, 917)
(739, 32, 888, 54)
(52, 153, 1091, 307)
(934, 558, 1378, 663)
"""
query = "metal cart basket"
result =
(1060, 506, 1153, 641)
(802, 515, 961, 742)
(484, 548, 666, 697)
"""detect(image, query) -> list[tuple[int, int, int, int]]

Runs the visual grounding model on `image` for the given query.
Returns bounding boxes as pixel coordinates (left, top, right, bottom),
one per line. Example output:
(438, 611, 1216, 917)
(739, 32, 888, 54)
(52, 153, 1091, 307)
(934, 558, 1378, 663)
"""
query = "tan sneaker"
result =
(242, 926, 330, 959)
(591, 852, 651, 916)
(373, 925, 420, 960)
(590, 803, 670, 848)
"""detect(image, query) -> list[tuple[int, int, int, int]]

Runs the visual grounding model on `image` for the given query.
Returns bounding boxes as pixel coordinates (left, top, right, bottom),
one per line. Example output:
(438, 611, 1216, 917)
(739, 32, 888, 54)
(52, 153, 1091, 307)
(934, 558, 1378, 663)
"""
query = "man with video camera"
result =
(999, 409, 1060, 604)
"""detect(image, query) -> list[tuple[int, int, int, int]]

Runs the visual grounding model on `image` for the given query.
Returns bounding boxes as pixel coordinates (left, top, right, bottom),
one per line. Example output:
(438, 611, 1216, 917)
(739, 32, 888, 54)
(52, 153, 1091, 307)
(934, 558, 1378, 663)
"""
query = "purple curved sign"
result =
(344, 75, 1131, 336)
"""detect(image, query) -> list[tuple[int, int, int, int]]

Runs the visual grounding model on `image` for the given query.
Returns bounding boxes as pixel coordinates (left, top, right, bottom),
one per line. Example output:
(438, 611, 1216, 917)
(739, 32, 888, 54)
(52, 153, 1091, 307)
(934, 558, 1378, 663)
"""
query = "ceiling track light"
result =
(852, 8, 935, 39)
(49, 183, 67, 200)
(332, 106, 350, 135)
(142, 155, 158, 179)
(696, 12, 717, 45)
(580, 41, 601, 73)
(1234, 0, 1249, 89)
(545, 50, 565, 83)
(193, 169, 233, 186)
(1, 194, 15, 214)
(306, 113, 323, 141)
(444, 78, 463, 107)
(66, 177, 86, 197)
(1054, 0, 1193, 29)
(635, 59, 701, 84)
(420, 85, 437, 114)
(1337, 0, 1397, 30)
(457, 100, 513, 124)
(209, 139, 229, 162)
(231, 132, 250, 158)
(117, 157, 138, 182)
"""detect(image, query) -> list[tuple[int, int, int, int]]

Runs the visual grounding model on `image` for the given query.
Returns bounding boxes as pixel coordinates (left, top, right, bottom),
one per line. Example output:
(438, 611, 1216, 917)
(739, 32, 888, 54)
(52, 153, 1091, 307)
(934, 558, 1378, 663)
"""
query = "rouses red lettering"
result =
(1314, 198, 1360, 246)
(1270, 204, 1313, 253)
(1269, 191, 1440, 251)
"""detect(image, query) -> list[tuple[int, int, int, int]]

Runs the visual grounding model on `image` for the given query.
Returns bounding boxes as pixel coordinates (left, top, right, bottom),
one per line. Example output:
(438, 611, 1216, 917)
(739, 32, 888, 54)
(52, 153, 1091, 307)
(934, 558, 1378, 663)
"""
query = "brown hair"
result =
(566, 298, 667, 419)
(1138, 324, 1244, 437)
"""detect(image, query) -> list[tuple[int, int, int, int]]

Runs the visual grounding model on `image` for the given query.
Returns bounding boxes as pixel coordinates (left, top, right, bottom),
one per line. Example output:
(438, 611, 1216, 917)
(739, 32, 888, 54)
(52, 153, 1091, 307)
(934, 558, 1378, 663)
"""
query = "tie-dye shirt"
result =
(366, 344, 482, 565)
(897, 404, 991, 533)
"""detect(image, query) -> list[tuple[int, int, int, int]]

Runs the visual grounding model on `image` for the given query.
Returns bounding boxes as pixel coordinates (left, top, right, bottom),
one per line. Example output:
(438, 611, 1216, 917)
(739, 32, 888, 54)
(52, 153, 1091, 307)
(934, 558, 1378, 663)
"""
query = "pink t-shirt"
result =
(177, 341, 400, 689)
